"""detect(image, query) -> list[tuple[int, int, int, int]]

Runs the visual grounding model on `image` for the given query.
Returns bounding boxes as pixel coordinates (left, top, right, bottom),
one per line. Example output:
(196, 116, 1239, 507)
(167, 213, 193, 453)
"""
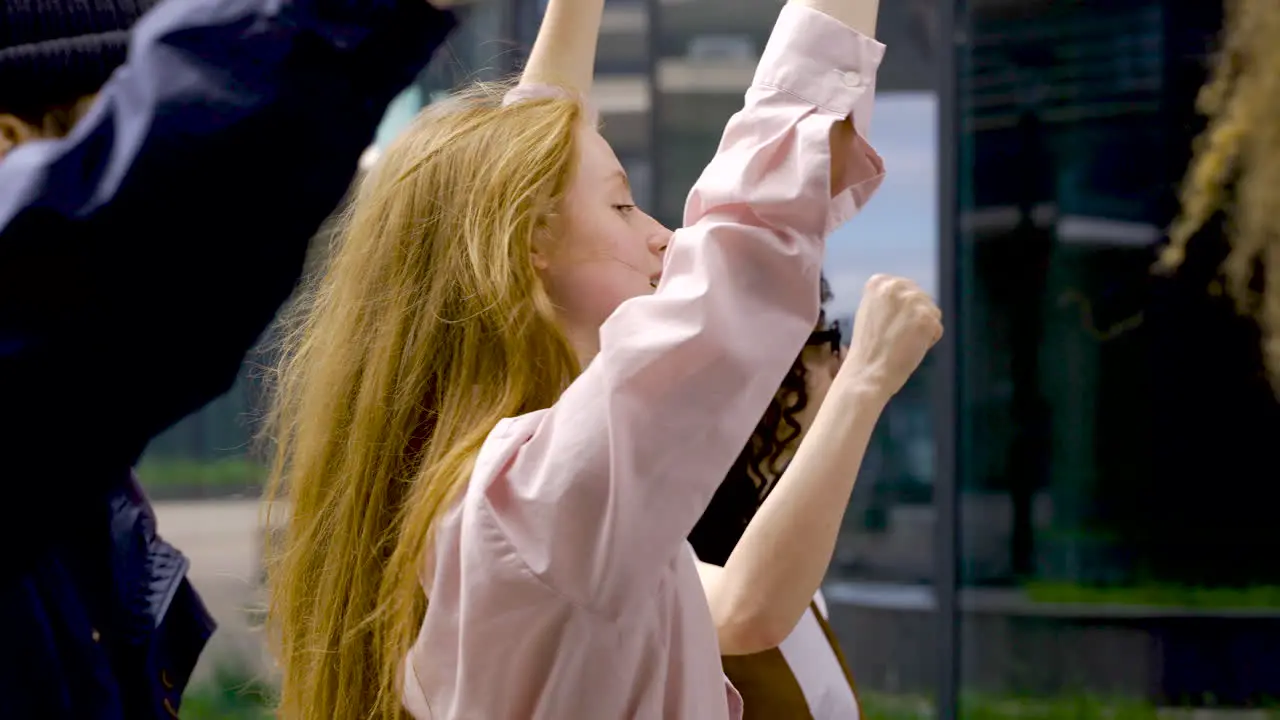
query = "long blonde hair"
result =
(1164, 0, 1280, 386)
(263, 83, 584, 720)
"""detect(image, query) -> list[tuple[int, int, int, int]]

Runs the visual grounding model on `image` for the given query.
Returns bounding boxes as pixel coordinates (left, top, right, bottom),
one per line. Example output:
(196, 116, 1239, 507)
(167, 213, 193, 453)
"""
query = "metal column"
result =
(933, 0, 965, 718)
(644, 0, 663, 227)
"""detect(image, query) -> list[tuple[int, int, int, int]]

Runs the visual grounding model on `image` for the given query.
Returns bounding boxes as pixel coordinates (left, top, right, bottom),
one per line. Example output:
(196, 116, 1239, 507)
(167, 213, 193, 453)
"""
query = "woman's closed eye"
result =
(613, 204, 636, 215)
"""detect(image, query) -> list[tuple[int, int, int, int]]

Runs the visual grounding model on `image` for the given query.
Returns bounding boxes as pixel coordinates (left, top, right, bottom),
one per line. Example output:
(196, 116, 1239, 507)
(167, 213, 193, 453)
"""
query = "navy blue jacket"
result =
(0, 0, 456, 717)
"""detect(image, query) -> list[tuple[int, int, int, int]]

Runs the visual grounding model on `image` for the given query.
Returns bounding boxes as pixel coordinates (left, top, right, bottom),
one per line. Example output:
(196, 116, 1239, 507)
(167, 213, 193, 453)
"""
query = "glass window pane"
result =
(955, 0, 1280, 714)
(824, 89, 941, 715)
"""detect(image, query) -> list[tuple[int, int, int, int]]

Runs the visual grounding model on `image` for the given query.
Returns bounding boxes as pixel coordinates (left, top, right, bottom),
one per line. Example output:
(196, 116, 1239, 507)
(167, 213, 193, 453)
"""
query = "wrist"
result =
(829, 370, 893, 411)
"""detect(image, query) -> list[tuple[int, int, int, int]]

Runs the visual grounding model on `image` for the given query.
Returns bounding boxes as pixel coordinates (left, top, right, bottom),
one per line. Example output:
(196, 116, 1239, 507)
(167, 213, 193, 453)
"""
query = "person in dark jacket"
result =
(0, 0, 464, 717)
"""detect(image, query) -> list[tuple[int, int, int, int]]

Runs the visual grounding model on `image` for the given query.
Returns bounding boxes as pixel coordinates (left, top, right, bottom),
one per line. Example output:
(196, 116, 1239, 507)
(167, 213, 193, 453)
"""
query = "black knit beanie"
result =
(0, 0, 159, 115)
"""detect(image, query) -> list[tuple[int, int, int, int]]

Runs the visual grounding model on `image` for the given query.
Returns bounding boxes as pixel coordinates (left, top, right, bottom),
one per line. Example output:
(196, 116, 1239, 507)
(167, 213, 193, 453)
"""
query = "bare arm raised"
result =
(701, 275, 942, 655)
(796, 0, 879, 35)
(518, 0, 604, 95)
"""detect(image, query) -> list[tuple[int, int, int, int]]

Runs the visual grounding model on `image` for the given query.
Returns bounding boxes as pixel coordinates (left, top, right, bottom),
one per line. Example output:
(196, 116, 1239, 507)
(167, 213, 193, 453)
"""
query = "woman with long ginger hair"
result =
(262, 0, 941, 716)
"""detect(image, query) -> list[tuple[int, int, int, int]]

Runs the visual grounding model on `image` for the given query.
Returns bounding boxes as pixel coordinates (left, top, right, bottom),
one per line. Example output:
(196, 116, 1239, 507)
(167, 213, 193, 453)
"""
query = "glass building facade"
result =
(944, 0, 1280, 717)
(144, 0, 1280, 716)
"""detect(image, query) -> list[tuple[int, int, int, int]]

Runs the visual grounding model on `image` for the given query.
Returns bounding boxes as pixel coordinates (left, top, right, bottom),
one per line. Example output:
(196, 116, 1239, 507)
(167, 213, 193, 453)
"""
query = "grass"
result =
(1025, 582, 1280, 610)
(176, 670, 1280, 720)
(862, 691, 1280, 720)
(180, 668, 276, 720)
(135, 456, 265, 494)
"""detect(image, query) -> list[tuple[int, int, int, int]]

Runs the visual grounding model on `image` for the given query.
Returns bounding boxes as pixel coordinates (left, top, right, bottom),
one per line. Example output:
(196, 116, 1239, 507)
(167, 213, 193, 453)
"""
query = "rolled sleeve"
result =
(468, 4, 890, 617)
(754, 4, 886, 134)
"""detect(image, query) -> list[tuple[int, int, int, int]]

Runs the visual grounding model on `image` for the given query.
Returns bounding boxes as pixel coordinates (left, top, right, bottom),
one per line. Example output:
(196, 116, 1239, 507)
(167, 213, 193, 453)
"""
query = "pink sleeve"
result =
(483, 5, 886, 616)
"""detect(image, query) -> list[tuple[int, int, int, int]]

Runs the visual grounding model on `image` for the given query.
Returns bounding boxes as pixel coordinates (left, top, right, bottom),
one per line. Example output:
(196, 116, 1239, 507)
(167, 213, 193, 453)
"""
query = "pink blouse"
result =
(403, 5, 886, 718)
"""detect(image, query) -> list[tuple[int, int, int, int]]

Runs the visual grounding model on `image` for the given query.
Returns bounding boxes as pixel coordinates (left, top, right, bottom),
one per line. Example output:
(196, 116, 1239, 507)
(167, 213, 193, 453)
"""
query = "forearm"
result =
(791, 0, 879, 37)
(519, 0, 604, 95)
(710, 379, 887, 655)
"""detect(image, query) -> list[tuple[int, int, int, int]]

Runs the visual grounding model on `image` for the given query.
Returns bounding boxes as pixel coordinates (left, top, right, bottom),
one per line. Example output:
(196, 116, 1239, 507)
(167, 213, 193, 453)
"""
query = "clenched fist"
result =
(839, 274, 942, 402)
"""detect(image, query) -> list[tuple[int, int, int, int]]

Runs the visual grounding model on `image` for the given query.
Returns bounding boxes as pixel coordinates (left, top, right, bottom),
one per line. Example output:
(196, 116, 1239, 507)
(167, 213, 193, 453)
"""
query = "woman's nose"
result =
(649, 231, 671, 256)
(647, 216, 673, 256)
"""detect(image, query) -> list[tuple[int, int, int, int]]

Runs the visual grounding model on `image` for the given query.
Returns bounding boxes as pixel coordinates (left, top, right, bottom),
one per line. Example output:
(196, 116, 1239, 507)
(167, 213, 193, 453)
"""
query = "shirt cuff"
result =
(753, 4, 886, 129)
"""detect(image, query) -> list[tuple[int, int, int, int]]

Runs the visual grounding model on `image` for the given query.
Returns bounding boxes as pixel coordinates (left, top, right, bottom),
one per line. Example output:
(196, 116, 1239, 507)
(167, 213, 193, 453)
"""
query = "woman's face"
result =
(536, 124, 672, 361)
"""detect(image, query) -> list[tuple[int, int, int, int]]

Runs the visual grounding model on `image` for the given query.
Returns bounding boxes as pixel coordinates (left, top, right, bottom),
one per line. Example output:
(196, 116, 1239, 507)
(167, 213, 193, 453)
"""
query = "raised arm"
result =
(518, 0, 604, 95)
(699, 274, 941, 655)
(0, 0, 457, 474)
(801, 0, 879, 35)
(479, 2, 886, 616)
(805, 0, 881, 195)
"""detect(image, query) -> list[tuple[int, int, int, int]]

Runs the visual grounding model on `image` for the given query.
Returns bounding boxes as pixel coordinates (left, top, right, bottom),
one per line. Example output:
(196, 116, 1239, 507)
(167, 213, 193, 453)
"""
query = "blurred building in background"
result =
(944, 0, 1280, 716)
(145, 0, 1280, 717)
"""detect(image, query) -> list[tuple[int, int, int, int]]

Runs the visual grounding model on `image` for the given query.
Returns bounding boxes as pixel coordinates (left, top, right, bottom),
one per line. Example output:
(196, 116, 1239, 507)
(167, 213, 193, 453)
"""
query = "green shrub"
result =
(136, 456, 265, 493)
(1025, 581, 1280, 609)
(180, 666, 275, 720)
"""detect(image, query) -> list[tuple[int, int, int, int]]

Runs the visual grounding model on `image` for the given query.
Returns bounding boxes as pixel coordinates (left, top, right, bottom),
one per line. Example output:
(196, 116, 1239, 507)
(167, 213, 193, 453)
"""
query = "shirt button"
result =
(840, 70, 864, 89)
(91, 628, 101, 643)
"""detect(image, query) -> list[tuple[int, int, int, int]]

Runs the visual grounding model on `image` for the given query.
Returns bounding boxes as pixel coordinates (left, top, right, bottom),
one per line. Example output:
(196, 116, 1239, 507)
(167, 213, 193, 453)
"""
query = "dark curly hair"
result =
(1163, 0, 1280, 388)
(689, 275, 836, 566)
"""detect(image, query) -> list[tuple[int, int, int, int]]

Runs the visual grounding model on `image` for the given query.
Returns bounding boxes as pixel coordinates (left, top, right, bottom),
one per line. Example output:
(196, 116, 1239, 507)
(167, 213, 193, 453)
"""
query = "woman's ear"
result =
(0, 113, 41, 161)
(530, 232, 552, 271)
(530, 214, 561, 271)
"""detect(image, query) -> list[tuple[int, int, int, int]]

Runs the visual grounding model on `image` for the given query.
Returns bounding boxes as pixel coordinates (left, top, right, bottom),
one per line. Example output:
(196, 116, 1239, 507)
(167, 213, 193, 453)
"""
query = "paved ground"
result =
(155, 501, 1278, 718)
(153, 499, 271, 686)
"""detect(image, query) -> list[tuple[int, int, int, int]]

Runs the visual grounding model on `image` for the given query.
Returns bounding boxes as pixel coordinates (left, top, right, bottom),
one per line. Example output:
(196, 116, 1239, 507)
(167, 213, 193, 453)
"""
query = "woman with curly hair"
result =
(691, 275, 904, 719)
